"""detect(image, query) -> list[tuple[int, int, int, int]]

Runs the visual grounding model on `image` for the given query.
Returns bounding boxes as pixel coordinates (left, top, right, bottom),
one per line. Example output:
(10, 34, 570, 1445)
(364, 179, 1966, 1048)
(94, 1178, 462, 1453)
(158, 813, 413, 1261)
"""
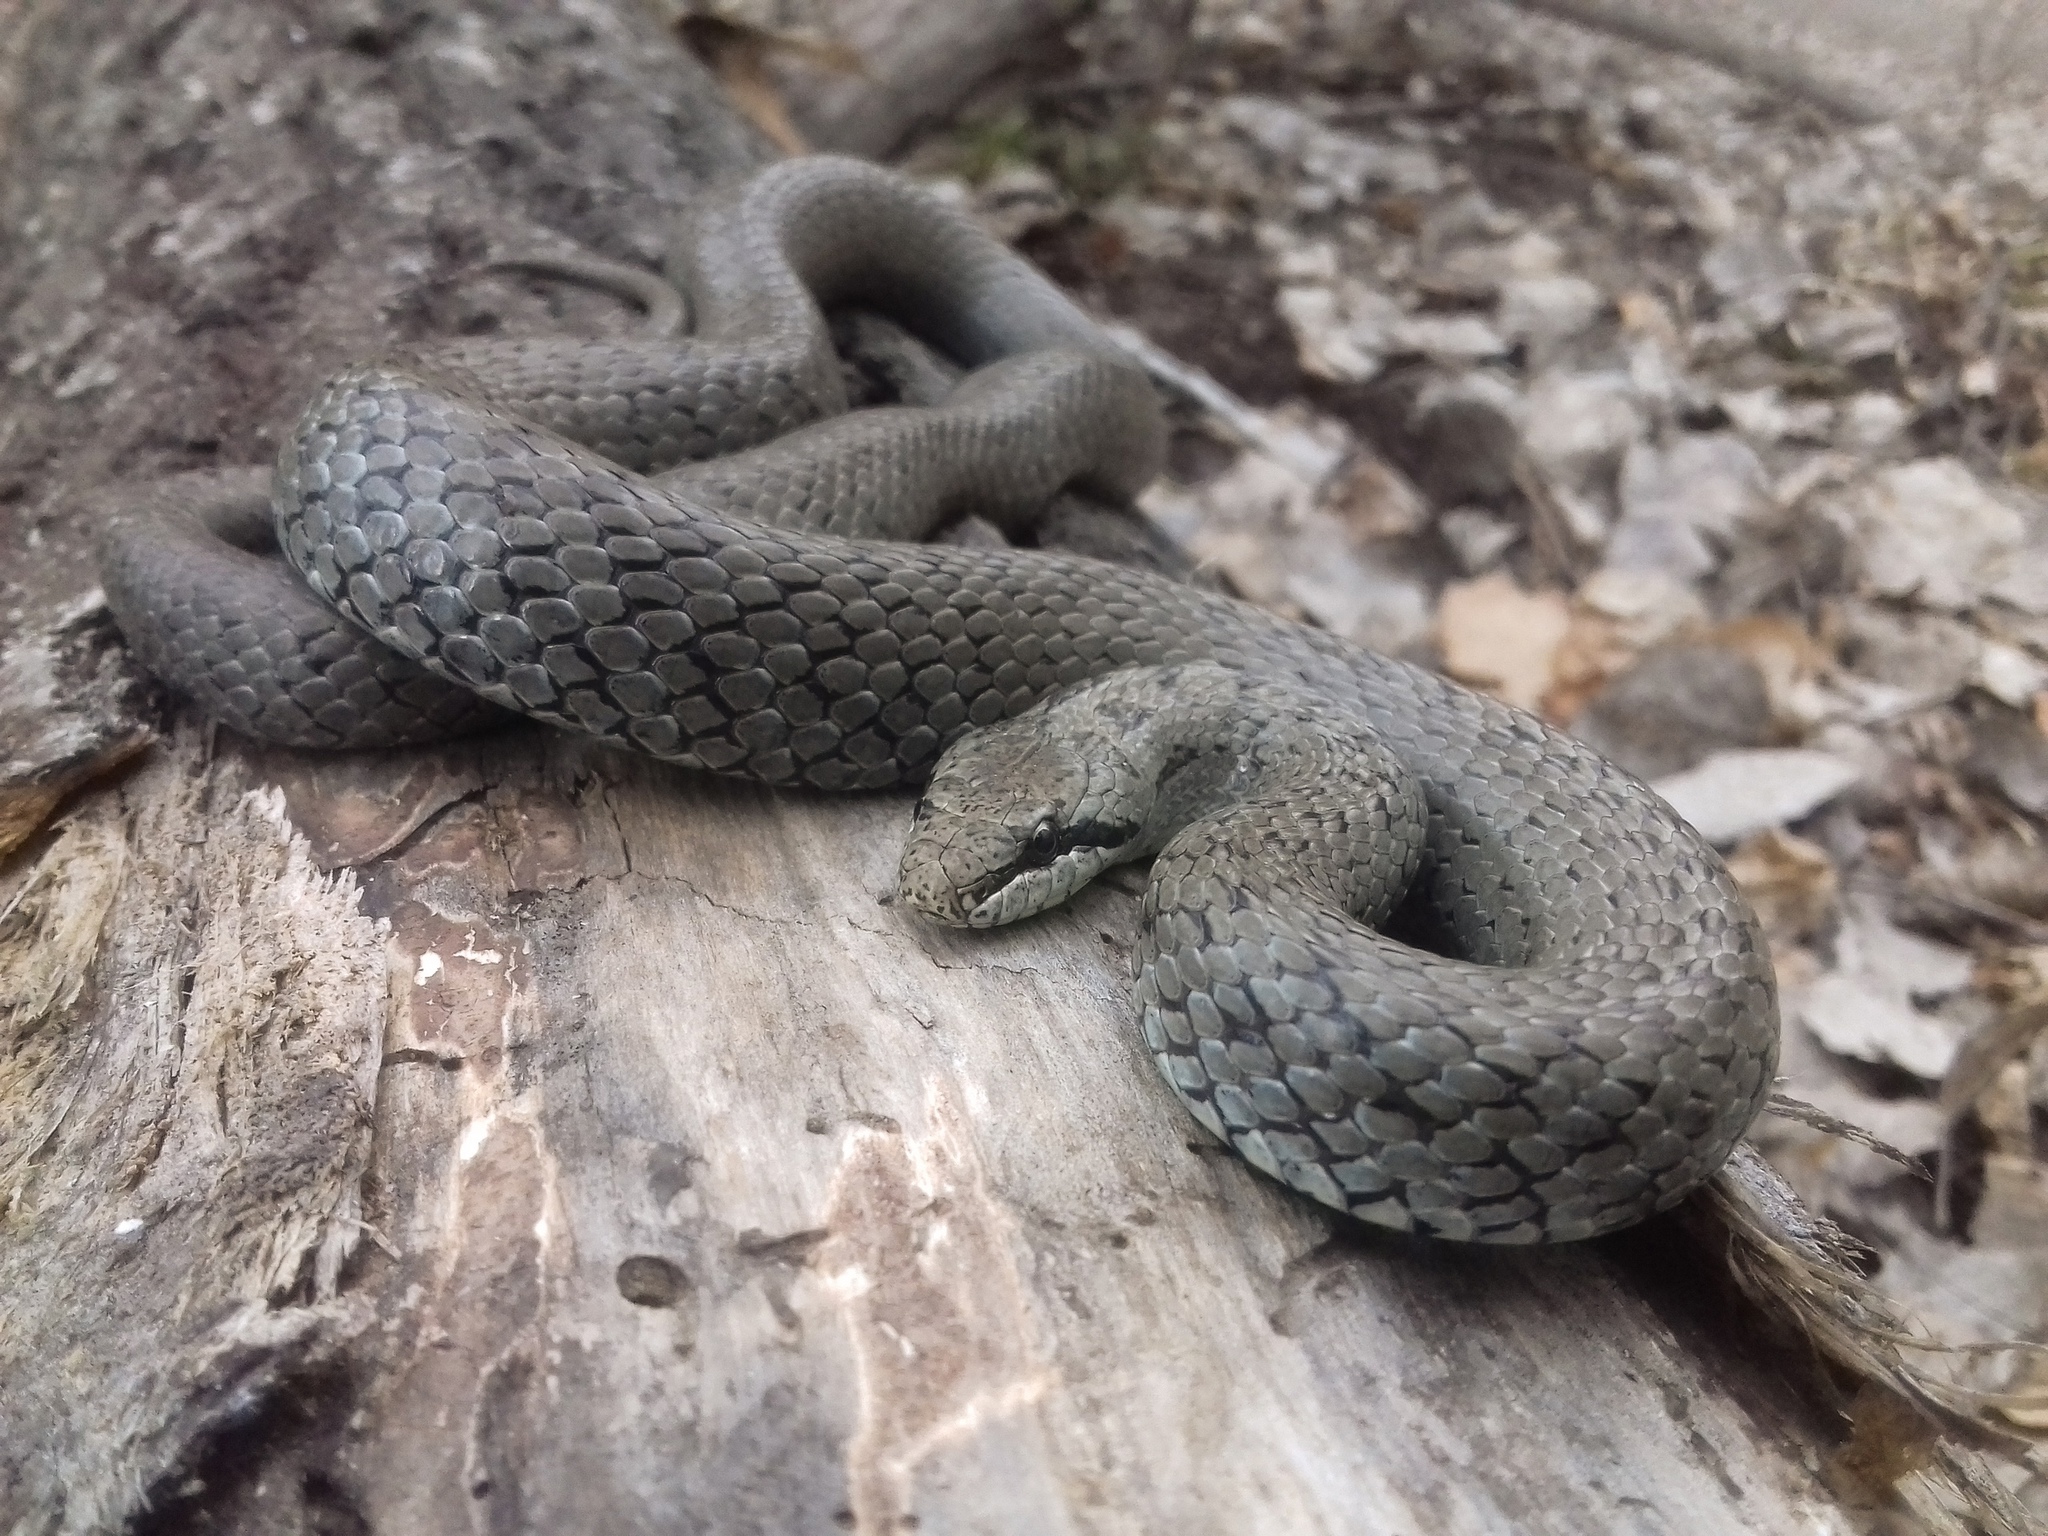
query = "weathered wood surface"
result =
(0, 2, 1849, 1532)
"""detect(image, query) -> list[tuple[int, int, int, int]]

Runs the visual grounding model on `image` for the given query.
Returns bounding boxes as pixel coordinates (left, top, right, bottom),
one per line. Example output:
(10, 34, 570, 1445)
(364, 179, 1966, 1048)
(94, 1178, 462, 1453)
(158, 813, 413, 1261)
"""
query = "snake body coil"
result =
(98, 156, 1778, 1242)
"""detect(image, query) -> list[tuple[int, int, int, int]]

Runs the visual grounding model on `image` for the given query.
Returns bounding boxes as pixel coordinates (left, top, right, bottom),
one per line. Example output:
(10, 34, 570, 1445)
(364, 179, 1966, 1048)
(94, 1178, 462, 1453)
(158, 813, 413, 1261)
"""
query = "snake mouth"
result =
(963, 844, 1122, 928)
(902, 806, 1145, 929)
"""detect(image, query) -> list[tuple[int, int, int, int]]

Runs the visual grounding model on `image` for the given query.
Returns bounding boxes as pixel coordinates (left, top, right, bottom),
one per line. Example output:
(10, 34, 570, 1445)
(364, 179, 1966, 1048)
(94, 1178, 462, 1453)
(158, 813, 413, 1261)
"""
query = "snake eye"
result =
(1027, 820, 1059, 862)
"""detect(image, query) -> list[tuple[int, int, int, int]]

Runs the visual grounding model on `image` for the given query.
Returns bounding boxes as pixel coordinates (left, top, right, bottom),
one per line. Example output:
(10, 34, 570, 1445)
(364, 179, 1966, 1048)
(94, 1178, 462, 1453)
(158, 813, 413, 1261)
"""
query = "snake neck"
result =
(1069, 665, 1435, 930)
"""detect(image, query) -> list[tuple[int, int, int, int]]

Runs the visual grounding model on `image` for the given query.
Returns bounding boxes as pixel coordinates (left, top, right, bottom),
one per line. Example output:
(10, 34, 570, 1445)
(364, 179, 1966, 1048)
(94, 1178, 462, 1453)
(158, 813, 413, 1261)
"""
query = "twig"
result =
(1104, 322, 1345, 485)
(1899, 878, 2048, 946)
(1691, 1145, 2048, 1525)
(1511, 450, 1597, 586)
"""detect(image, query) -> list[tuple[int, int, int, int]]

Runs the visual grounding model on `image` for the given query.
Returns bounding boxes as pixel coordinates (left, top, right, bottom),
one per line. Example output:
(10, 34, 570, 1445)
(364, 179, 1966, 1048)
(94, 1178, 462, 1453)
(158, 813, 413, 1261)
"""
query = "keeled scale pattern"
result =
(275, 363, 1191, 788)
(101, 157, 1162, 752)
(900, 664, 1773, 1241)
(97, 468, 502, 747)
(1128, 695, 1774, 1244)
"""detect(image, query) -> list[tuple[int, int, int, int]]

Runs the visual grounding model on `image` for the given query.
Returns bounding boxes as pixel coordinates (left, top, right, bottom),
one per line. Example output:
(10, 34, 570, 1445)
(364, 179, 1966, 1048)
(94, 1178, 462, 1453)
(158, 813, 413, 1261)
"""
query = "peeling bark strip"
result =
(1, 762, 385, 1534)
(0, 1, 1849, 1532)
(0, 593, 153, 862)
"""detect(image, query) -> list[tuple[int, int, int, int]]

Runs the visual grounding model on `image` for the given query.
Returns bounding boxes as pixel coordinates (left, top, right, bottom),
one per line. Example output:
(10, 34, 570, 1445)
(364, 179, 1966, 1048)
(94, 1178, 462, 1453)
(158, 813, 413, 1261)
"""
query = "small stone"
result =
(1407, 371, 1523, 505)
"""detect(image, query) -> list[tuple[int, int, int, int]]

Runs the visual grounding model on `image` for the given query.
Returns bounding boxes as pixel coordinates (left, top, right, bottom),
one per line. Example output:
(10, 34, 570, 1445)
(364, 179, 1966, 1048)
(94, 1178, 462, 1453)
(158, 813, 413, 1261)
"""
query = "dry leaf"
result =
(1654, 748, 1863, 846)
(1615, 288, 1680, 349)
(677, 16, 865, 156)
(1793, 894, 1975, 1081)
(1325, 452, 1428, 542)
(1725, 829, 1840, 944)
(1710, 613, 1834, 727)
(1434, 572, 1571, 713)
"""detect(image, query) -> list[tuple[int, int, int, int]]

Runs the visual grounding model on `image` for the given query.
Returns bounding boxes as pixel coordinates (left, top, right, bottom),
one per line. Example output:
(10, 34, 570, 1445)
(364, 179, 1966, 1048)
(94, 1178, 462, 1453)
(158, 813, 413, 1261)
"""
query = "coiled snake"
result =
(99, 156, 1778, 1244)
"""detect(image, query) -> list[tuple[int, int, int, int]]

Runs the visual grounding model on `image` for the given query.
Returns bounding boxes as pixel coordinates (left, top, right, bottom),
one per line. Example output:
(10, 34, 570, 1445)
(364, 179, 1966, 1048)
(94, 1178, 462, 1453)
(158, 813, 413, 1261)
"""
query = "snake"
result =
(97, 155, 1779, 1244)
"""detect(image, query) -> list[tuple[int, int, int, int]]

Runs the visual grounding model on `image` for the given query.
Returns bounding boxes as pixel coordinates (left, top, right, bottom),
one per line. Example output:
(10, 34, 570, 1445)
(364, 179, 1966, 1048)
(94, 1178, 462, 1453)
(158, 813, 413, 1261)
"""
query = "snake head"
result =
(899, 723, 1147, 928)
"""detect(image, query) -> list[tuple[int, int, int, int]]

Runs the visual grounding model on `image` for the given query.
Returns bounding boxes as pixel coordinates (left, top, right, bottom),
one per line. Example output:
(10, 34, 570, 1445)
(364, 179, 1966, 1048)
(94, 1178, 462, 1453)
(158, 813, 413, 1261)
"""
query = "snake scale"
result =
(99, 156, 1778, 1244)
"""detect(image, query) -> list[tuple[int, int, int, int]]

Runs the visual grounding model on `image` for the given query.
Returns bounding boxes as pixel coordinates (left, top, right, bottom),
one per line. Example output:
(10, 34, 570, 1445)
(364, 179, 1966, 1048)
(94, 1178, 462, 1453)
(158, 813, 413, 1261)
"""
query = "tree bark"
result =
(0, 3, 1847, 1532)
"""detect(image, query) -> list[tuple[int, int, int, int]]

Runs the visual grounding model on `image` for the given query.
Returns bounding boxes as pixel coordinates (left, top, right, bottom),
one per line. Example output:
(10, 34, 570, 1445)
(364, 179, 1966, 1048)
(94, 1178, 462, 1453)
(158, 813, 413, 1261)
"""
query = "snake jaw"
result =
(898, 810, 1128, 928)
(897, 807, 1037, 926)
(963, 843, 1124, 928)
(900, 762, 1144, 928)
(900, 721, 1126, 927)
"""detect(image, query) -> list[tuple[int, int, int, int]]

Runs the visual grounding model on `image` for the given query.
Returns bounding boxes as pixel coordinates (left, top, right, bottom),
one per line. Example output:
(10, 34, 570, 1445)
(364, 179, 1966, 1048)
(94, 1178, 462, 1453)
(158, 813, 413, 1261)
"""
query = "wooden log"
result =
(0, 2, 1845, 1531)
(1500, 0, 1889, 125)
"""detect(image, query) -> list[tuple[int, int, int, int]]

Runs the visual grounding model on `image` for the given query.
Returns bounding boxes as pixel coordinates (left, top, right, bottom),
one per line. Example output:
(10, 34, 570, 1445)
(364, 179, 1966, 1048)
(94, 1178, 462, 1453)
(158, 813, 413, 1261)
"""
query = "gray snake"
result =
(98, 156, 1778, 1244)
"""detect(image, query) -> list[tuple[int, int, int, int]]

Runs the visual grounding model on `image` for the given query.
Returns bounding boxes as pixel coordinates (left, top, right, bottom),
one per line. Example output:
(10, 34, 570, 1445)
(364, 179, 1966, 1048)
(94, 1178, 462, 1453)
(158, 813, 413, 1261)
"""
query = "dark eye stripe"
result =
(1058, 817, 1138, 856)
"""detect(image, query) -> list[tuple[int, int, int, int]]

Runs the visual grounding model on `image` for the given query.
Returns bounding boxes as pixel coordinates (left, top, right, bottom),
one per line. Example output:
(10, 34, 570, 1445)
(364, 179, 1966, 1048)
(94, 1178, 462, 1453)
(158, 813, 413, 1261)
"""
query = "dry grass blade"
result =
(677, 15, 867, 156)
(1763, 1092, 1926, 1175)
(1690, 1145, 2048, 1531)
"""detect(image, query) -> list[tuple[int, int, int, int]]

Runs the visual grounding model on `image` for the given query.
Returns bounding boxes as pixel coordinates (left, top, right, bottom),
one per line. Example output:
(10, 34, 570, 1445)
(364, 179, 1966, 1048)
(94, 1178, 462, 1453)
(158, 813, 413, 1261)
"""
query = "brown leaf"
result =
(677, 17, 865, 156)
(1709, 613, 1834, 728)
(1725, 829, 1839, 945)
(1434, 573, 1570, 714)
(1324, 452, 1428, 542)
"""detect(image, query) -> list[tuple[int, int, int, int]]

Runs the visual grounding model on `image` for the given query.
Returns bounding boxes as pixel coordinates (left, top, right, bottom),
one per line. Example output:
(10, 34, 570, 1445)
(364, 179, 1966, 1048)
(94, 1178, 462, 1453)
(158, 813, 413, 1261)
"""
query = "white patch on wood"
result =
(819, 1077, 1057, 1532)
(458, 1113, 497, 1163)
